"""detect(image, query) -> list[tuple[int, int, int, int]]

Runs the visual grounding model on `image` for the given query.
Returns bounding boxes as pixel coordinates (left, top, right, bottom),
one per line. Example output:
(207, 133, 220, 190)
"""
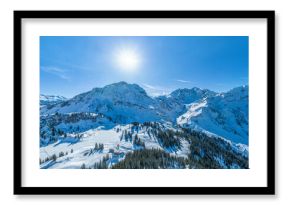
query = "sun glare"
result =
(116, 49, 140, 72)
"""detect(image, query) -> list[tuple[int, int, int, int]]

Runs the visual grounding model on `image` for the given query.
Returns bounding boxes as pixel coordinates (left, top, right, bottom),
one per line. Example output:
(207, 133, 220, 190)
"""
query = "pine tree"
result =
(52, 154, 57, 161)
(51, 127, 55, 136)
(59, 151, 64, 157)
(94, 143, 99, 150)
(99, 143, 104, 151)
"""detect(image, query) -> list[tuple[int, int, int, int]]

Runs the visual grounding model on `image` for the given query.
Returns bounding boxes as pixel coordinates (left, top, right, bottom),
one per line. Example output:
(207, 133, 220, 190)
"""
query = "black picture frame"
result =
(14, 10, 275, 195)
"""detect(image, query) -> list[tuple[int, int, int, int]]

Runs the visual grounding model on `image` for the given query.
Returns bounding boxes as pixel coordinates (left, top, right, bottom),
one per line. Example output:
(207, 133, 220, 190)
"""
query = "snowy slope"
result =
(177, 86, 248, 144)
(40, 123, 191, 169)
(40, 122, 248, 169)
(40, 112, 115, 146)
(177, 100, 208, 124)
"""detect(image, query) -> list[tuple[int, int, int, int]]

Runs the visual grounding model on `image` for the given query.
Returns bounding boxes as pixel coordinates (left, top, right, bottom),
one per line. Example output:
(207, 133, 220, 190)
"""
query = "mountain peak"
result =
(105, 81, 128, 87)
(170, 87, 215, 104)
(101, 81, 147, 95)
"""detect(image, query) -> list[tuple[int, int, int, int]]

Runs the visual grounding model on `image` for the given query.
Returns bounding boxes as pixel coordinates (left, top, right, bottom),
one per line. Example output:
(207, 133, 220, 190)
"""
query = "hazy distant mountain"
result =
(40, 94, 67, 106)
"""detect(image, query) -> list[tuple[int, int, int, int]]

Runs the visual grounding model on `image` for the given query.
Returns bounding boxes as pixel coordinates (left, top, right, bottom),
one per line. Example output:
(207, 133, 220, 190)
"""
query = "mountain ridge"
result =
(40, 82, 248, 144)
(40, 94, 67, 106)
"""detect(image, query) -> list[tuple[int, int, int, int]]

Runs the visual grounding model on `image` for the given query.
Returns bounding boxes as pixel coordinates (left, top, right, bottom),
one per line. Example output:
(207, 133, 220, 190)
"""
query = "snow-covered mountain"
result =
(40, 82, 249, 169)
(40, 94, 67, 106)
(177, 86, 248, 144)
(41, 82, 185, 124)
(41, 82, 248, 144)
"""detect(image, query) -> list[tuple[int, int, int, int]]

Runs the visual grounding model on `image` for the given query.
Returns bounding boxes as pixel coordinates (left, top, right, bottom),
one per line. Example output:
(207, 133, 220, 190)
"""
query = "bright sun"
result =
(116, 49, 140, 71)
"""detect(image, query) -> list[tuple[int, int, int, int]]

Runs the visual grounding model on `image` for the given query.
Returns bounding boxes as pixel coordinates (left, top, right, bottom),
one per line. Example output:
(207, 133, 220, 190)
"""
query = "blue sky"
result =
(40, 36, 248, 98)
